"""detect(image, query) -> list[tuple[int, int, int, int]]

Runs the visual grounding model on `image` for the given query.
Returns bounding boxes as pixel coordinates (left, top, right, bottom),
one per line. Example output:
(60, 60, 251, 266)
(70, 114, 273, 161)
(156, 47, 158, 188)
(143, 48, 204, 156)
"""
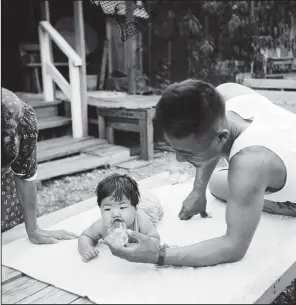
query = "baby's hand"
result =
(81, 246, 100, 262)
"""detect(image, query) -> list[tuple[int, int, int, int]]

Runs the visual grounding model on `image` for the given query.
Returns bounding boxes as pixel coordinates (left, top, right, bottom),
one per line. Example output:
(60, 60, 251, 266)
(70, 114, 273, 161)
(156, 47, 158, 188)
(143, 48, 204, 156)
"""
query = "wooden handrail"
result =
(39, 11, 86, 138)
(39, 21, 82, 66)
(46, 62, 71, 99)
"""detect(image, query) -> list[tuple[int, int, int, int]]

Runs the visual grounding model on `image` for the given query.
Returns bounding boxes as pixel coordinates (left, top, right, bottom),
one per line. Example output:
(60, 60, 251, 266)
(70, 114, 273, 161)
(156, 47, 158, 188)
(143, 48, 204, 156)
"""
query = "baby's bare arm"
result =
(137, 210, 160, 246)
(78, 220, 103, 256)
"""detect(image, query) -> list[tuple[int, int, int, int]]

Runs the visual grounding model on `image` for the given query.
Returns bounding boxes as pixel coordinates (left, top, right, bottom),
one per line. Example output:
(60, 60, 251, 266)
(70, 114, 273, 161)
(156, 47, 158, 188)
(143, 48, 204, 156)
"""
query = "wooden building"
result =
(2, 0, 159, 184)
(2, 0, 149, 139)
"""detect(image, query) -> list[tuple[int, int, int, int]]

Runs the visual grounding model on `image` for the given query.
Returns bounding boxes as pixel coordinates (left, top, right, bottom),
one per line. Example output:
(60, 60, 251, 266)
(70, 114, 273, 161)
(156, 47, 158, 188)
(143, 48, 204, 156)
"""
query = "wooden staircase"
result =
(15, 93, 133, 183)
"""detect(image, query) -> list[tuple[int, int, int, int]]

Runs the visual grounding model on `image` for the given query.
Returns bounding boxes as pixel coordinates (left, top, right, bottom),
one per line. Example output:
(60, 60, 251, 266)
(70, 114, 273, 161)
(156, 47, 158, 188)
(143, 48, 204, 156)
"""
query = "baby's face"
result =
(100, 195, 136, 229)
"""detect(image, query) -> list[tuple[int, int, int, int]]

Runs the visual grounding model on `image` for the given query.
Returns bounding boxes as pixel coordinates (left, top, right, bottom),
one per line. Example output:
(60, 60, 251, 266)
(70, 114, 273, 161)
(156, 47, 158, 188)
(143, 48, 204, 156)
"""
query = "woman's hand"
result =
(104, 229, 160, 264)
(179, 189, 210, 220)
(28, 228, 79, 244)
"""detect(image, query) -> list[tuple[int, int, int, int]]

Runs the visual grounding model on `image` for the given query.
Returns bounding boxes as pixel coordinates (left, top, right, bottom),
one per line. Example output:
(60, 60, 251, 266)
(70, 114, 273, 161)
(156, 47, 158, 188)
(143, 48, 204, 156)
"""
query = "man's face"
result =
(164, 130, 226, 167)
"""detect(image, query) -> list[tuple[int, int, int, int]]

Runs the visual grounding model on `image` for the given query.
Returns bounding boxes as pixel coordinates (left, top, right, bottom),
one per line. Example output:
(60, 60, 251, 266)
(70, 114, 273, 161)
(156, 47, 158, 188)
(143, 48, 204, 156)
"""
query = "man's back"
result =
(223, 89, 296, 203)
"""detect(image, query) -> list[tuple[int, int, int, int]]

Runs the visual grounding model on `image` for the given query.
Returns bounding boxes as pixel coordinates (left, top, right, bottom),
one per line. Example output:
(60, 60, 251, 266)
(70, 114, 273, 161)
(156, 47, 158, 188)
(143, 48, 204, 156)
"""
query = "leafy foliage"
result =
(142, 0, 295, 85)
(89, 0, 296, 86)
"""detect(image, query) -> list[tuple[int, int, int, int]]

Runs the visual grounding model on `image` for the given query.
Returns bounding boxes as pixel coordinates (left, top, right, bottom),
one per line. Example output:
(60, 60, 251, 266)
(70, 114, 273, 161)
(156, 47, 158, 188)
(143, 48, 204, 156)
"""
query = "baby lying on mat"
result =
(78, 174, 164, 262)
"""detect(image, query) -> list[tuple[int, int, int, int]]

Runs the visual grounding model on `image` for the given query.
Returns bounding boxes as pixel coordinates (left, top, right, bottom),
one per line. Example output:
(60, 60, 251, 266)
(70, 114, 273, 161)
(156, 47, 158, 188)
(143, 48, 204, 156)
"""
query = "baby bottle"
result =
(107, 219, 128, 246)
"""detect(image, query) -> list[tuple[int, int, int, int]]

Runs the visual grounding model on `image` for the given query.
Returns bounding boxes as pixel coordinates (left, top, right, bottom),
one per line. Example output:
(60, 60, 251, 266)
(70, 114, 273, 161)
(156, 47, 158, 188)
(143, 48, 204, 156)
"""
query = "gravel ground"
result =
(37, 151, 295, 303)
(36, 151, 198, 216)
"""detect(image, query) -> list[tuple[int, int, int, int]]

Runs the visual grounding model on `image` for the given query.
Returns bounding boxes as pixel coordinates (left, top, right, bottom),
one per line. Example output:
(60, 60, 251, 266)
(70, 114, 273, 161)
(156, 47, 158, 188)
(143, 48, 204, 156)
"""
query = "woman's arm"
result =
(15, 176, 79, 243)
(12, 104, 78, 243)
(14, 177, 38, 235)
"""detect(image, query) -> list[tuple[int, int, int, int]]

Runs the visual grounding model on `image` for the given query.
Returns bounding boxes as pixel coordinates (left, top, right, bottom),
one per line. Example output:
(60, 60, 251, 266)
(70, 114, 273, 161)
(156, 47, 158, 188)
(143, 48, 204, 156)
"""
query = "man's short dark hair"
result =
(95, 174, 140, 207)
(154, 79, 225, 139)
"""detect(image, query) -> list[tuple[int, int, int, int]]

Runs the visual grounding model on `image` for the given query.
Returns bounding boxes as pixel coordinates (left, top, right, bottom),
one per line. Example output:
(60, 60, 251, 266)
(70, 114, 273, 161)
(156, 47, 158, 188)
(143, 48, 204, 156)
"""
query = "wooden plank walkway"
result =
(242, 78, 296, 90)
(242, 78, 296, 114)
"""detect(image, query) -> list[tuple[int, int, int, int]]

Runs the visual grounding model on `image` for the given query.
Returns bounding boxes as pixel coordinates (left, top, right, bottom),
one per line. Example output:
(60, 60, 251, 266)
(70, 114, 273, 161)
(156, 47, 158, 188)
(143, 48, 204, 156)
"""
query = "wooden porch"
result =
(15, 90, 160, 183)
(9, 0, 156, 183)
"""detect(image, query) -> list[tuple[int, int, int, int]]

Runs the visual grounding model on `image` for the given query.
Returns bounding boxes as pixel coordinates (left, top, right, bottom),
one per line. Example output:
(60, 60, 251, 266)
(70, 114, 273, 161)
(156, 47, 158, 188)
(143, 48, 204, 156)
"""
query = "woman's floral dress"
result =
(1, 88, 38, 232)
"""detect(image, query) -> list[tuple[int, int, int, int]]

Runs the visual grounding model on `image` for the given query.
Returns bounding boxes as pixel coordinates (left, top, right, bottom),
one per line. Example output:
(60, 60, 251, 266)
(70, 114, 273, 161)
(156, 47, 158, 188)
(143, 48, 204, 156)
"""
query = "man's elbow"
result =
(228, 245, 248, 263)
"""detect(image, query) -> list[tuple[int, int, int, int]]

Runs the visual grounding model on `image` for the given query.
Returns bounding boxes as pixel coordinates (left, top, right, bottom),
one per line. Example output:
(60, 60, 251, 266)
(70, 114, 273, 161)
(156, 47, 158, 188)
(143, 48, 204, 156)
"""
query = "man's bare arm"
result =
(137, 210, 160, 246)
(179, 157, 220, 219)
(163, 152, 269, 267)
(193, 157, 220, 192)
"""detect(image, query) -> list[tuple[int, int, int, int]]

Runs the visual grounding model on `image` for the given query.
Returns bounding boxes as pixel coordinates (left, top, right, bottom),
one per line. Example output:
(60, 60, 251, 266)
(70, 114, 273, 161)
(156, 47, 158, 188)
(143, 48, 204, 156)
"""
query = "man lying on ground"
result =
(105, 81, 296, 267)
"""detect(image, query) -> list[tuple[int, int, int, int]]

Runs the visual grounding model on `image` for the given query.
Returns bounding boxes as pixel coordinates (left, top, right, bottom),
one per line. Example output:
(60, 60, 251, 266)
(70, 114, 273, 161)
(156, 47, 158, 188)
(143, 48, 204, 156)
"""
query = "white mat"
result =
(3, 181, 296, 304)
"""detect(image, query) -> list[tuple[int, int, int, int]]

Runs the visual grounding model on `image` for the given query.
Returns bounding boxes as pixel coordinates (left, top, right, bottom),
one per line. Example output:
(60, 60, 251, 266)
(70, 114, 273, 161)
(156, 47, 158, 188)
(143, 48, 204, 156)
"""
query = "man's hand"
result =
(28, 228, 79, 245)
(81, 246, 100, 262)
(104, 229, 160, 264)
(179, 189, 210, 220)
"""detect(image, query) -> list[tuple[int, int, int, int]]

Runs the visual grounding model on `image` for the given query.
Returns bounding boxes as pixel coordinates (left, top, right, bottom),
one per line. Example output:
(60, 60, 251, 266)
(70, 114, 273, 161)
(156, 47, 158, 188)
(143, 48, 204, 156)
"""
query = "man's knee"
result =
(209, 167, 229, 202)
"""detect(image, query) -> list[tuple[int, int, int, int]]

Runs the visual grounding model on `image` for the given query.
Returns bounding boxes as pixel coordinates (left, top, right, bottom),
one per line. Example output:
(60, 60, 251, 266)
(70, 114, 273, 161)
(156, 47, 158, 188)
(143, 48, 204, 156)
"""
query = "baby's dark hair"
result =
(154, 79, 225, 139)
(95, 174, 140, 207)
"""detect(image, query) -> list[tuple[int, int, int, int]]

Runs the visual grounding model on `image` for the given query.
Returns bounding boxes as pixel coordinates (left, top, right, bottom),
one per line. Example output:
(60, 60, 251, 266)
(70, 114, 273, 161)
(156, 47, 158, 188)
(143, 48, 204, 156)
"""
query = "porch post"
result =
(73, 0, 88, 137)
(40, 0, 55, 101)
(126, 1, 137, 94)
(40, 0, 50, 21)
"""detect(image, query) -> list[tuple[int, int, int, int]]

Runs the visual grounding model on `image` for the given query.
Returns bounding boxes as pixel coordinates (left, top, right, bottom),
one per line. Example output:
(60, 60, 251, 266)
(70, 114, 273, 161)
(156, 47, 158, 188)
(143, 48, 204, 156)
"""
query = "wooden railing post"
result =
(38, 26, 55, 102)
(73, 0, 88, 137)
(69, 64, 84, 138)
(126, 1, 137, 94)
(40, 0, 56, 99)
(39, 20, 85, 138)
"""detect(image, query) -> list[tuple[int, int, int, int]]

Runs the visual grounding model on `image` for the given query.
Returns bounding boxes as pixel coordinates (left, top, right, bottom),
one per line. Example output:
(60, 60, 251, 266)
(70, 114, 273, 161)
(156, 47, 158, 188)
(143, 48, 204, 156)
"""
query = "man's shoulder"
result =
(228, 147, 272, 185)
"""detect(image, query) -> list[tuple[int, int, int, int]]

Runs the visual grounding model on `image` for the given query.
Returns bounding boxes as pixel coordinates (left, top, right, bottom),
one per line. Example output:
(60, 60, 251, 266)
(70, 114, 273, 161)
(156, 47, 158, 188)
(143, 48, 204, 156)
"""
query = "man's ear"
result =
(218, 129, 229, 144)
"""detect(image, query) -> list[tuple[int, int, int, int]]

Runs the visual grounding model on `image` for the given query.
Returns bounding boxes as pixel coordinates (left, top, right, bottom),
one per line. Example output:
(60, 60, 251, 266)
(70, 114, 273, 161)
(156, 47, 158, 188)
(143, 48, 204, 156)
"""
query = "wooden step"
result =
(15, 92, 62, 119)
(38, 116, 71, 131)
(37, 143, 131, 181)
(31, 101, 61, 119)
(82, 144, 131, 165)
(37, 136, 92, 151)
(37, 154, 110, 181)
(37, 137, 108, 163)
(15, 92, 49, 103)
(23, 99, 62, 109)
